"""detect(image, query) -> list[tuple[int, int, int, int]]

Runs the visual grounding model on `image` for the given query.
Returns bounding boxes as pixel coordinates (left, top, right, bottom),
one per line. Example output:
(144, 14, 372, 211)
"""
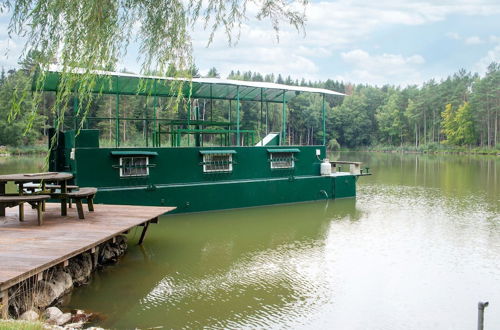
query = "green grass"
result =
(0, 319, 45, 330)
(1, 145, 47, 156)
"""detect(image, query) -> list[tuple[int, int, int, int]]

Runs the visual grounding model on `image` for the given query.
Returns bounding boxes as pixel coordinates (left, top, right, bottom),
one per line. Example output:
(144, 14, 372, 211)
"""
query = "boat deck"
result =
(0, 203, 174, 317)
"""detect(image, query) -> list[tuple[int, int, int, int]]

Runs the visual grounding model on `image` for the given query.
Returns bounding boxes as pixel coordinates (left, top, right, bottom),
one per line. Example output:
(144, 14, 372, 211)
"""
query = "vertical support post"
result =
(0, 183, 5, 216)
(115, 77, 120, 148)
(138, 221, 150, 245)
(282, 90, 287, 145)
(18, 183, 24, 222)
(266, 102, 269, 135)
(60, 180, 67, 216)
(236, 86, 241, 146)
(153, 81, 158, 147)
(210, 84, 213, 122)
(187, 84, 192, 147)
(195, 99, 200, 147)
(73, 94, 78, 130)
(322, 93, 326, 146)
(478, 301, 489, 330)
(260, 88, 264, 141)
(1, 289, 8, 319)
(145, 103, 149, 147)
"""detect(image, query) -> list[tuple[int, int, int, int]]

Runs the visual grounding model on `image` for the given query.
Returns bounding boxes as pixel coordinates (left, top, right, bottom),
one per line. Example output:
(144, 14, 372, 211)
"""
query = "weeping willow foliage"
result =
(1, 0, 307, 148)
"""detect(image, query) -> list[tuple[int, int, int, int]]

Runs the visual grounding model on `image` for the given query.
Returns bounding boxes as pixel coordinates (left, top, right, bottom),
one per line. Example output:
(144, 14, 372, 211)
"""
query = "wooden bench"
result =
(23, 183, 79, 208)
(0, 195, 50, 225)
(330, 161, 363, 175)
(66, 188, 97, 219)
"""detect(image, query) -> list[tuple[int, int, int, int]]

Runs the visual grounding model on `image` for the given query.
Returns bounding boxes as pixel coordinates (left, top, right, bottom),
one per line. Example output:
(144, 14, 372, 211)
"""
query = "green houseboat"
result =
(40, 67, 369, 213)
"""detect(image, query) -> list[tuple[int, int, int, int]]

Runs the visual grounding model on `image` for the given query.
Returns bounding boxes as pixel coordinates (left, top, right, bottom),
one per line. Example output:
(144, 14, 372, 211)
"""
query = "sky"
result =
(1, 0, 499, 86)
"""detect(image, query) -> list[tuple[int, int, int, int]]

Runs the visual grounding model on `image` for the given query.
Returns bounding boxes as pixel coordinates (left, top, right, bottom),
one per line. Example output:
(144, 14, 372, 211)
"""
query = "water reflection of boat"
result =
(66, 199, 362, 328)
(40, 68, 369, 213)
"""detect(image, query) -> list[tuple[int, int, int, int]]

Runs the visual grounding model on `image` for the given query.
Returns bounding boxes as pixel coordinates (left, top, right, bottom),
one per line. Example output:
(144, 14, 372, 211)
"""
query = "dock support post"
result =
(1, 289, 8, 319)
(478, 301, 489, 330)
(138, 221, 150, 245)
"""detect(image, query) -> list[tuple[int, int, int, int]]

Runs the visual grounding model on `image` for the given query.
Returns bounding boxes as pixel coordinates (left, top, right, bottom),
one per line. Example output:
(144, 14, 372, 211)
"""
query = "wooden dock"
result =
(0, 203, 174, 318)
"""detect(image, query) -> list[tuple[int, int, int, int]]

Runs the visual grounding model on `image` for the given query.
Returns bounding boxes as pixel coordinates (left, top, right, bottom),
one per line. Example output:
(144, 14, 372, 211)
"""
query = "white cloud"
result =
(0, 38, 21, 68)
(465, 36, 483, 45)
(190, 0, 500, 83)
(489, 35, 500, 43)
(339, 49, 425, 85)
(474, 44, 500, 74)
(446, 32, 461, 40)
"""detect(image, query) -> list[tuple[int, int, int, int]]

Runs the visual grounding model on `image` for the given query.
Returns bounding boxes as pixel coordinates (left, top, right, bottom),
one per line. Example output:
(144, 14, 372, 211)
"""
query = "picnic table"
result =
(0, 172, 74, 218)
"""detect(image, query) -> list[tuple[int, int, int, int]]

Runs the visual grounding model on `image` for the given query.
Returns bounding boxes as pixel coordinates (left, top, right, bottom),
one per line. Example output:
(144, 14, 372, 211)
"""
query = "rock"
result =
(32, 281, 58, 308)
(44, 306, 63, 323)
(67, 253, 93, 286)
(115, 235, 128, 251)
(62, 321, 85, 329)
(55, 312, 72, 325)
(29, 268, 73, 311)
(19, 309, 39, 321)
(98, 236, 128, 265)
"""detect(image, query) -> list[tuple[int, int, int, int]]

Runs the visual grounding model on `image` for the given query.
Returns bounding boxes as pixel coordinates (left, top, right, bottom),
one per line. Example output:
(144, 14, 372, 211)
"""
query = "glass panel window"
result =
(270, 152, 294, 169)
(120, 157, 149, 177)
(203, 154, 233, 173)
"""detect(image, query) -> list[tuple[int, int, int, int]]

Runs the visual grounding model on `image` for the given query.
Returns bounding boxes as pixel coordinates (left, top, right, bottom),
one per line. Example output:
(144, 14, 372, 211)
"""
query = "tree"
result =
(4, 0, 307, 138)
(0, 70, 45, 146)
(441, 102, 476, 146)
(206, 67, 220, 78)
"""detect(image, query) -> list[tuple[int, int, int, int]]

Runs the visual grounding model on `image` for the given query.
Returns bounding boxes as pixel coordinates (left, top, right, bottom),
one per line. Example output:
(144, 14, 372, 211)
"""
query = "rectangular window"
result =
(120, 157, 149, 177)
(270, 152, 294, 169)
(203, 153, 233, 173)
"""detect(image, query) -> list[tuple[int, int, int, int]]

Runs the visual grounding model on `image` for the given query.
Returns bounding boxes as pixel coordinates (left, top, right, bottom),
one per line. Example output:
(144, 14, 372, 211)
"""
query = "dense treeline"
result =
(0, 62, 498, 150)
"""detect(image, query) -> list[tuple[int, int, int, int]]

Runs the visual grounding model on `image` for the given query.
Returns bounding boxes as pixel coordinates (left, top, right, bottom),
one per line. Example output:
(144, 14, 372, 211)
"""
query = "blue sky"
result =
(1, 0, 499, 86)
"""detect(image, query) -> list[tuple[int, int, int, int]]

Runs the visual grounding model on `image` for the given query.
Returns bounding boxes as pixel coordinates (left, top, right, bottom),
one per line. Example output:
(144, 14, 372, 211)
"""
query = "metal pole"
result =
(260, 88, 263, 140)
(210, 84, 213, 122)
(236, 86, 240, 146)
(153, 81, 158, 147)
(115, 77, 120, 147)
(322, 93, 326, 146)
(478, 301, 489, 330)
(73, 94, 78, 130)
(187, 85, 192, 147)
(266, 102, 269, 135)
(282, 91, 286, 145)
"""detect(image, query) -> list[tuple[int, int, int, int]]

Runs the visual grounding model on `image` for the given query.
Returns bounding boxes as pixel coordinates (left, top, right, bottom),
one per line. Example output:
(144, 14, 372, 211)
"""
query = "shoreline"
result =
(3, 235, 128, 329)
(333, 147, 500, 156)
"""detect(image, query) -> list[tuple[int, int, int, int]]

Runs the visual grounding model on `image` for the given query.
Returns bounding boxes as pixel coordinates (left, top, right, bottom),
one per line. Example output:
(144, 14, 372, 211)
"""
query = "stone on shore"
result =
(19, 309, 39, 321)
(44, 306, 63, 323)
(55, 312, 72, 326)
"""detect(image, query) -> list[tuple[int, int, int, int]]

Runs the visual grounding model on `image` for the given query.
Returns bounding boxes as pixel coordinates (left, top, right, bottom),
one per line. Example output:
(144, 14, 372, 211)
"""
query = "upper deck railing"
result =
(37, 66, 345, 148)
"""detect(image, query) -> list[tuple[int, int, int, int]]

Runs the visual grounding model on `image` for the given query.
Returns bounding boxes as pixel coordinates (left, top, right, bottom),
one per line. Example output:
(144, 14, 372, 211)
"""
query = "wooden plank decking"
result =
(0, 203, 174, 293)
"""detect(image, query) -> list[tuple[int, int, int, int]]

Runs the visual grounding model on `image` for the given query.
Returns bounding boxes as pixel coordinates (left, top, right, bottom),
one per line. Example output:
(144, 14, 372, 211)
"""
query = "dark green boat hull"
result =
(50, 130, 358, 214)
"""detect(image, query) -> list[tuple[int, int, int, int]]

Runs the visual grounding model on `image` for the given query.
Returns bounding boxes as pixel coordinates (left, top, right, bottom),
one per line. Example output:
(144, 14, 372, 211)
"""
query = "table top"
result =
(0, 172, 73, 183)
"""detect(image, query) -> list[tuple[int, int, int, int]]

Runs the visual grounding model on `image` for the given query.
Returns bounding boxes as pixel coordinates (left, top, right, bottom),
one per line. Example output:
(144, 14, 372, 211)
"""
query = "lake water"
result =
(1, 152, 499, 329)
